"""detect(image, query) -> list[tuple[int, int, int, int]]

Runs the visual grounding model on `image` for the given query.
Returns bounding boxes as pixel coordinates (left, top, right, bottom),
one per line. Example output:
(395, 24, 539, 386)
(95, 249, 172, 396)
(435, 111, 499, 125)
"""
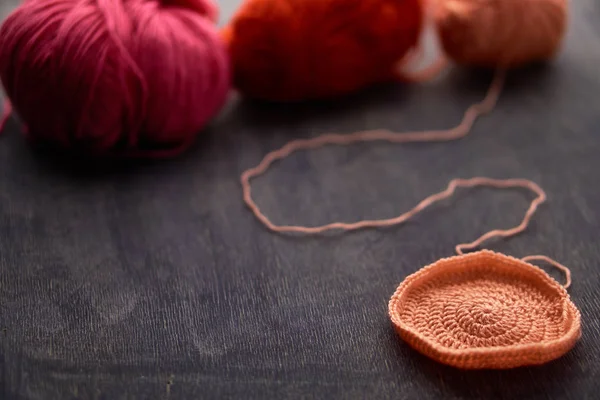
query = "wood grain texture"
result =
(1, 1, 599, 399)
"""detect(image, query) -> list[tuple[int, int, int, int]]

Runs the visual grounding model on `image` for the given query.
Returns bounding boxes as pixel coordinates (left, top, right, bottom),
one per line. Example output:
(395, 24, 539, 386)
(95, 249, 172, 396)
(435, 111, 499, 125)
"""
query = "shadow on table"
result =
(3, 60, 558, 181)
(388, 326, 582, 399)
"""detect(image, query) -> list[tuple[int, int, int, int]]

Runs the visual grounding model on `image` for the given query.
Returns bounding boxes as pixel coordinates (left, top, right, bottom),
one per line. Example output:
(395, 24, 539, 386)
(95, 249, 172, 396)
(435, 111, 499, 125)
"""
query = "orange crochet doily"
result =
(388, 250, 581, 369)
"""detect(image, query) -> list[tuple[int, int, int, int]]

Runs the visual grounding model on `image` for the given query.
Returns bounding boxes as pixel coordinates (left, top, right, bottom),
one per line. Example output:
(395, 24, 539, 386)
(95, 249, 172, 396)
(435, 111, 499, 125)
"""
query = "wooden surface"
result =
(1, 1, 599, 399)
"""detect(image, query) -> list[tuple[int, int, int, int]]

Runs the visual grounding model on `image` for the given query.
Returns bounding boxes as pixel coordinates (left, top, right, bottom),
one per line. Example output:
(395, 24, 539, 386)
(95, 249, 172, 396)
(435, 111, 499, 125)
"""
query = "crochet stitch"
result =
(388, 250, 581, 369)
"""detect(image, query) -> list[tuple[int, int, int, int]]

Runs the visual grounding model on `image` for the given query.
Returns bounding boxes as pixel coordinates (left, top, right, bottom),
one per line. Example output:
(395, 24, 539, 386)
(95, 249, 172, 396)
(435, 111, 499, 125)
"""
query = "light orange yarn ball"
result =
(434, 0, 568, 67)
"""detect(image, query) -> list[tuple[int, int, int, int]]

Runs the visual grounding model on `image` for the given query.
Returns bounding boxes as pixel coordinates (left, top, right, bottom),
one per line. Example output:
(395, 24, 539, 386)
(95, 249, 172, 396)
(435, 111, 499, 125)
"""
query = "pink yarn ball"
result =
(0, 0, 230, 158)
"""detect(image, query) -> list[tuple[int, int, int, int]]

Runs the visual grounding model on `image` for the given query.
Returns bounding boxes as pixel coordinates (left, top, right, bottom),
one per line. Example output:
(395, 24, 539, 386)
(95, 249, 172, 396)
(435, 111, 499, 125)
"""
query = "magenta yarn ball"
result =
(0, 0, 230, 157)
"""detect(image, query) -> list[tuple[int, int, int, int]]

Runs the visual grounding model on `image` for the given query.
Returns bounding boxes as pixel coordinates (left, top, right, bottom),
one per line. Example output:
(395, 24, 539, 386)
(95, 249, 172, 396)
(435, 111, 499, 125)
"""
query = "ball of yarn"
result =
(0, 0, 230, 157)
(222, 0, 423, 101)
(434, 0, 568, 67)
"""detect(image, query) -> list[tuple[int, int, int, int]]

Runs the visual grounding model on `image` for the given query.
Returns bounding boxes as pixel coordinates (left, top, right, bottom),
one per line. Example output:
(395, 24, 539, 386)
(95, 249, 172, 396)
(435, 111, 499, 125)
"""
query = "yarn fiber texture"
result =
(222, 0, 423, 101)
(0, 0, 230, 157)
(388, 250, 581, 369)
(434, 0, 568, 67)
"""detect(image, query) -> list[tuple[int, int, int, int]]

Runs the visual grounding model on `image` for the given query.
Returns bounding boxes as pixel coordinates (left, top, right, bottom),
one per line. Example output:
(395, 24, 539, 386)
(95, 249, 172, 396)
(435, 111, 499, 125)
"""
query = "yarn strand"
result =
(241, 69, 505, 232)
(399, 55, 449, 83)
(453, 178, 546, 255)
(521, 255, 571, 288)
(240, 70, 571, 287)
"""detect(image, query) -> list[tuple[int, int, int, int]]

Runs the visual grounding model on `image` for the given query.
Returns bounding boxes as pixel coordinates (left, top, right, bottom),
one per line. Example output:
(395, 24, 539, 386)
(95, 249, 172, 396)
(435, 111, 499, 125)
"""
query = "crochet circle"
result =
(388, 250, 581, 369)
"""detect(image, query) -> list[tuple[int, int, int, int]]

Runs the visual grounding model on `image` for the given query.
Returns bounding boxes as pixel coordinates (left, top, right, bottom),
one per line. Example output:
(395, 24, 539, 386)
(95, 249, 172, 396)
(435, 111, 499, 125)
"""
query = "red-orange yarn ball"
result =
(222, 0, 423, 101)
(434, 0, 568, 67)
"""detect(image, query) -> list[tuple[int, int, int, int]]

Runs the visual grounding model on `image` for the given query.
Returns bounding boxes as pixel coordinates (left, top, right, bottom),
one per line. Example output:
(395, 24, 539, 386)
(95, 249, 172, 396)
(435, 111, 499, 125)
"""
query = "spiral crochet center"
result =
(402, 269, 567, 349)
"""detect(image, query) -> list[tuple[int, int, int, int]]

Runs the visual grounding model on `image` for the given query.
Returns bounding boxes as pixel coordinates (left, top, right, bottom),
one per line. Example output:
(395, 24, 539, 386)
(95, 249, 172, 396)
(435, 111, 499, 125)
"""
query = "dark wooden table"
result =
(1, 0, 599, 398)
